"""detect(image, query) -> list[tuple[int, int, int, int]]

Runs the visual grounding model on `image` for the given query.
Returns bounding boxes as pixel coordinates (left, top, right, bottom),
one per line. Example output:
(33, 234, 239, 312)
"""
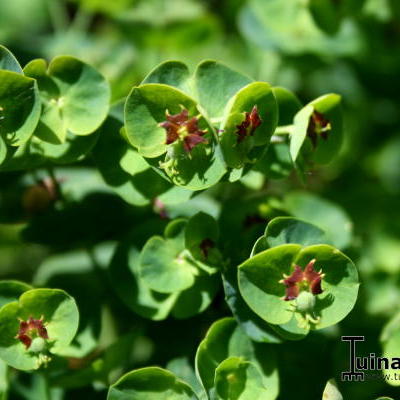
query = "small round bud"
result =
(29, 337, 46, 353)
(296, 291, 316, 313)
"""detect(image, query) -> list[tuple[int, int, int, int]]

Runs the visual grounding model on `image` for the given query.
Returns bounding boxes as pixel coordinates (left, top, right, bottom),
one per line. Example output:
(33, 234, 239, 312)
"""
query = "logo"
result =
(341, 336, 400, 382)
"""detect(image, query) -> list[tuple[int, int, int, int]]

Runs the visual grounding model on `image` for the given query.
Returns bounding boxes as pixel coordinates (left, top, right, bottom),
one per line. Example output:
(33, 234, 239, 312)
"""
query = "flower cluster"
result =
(15, 316, 49, 349)
(280, 259, 324, 301)
(307, 110, 331, 148)
(235, 105, 262, 143)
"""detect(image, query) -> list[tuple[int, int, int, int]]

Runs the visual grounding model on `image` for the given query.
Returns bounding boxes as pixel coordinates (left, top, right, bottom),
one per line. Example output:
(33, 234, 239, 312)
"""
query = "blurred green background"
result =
(1, 0, 400, 399)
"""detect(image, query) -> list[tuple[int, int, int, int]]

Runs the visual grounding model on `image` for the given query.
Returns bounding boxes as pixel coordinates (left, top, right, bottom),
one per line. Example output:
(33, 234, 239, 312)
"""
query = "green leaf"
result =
(310, 94, 343, 164)
(0, 288, 79, 370)
(195, 318, 279, 400)
(380, 312, 400, 387)
(110, 242, 179, 320)
(272, 87, 302, 126)
(24, 56, 110, 144)
(254, 141, 293, 180)
(0, 280, 32, 308)
(238, 0, 362, 57)
(322, 379, 343, 400)
(125, 82, 226, 190)
(251, 216, 328, 255)
(142, 60, 191, 94)
(239, 244, 359, 330)
(309, 0, 342, 35)
(289, 104, 314, 164)
(184, 212, 220, 267)
(193, 60, 252, 120)
(36, 131, 100, 164)
(214, 357, 267, 400)
(283, 191, 352, 249)
(0, 134, 6, 166)
(167, 357, 206, 399)
(219, 82, 278, 168)
(0, 45, 22, 73)
(222, 267, 283, 344)
(153, 140, 227, 191)
(0, 359, 7, 400)
(171, 272, 220, 319)
(33, 244, 114, 359)
(139, 219, 197, 293)
(0, 70, 41, 146)
(110, 224, 219, 321)
(107, 367, 199, 400)
(124, 83, 198, 158)
(238, 244, 302, 325)
(93, 105, 192, 206)
(290, 94, 342, 165)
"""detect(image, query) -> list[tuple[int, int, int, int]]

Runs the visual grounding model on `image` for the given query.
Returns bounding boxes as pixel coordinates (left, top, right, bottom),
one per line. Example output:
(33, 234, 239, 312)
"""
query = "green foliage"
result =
(107, 367, 199, 400)
(0, 1, 398, 397)
(239, 244, 359, 331)
(0, 288, 79, 370)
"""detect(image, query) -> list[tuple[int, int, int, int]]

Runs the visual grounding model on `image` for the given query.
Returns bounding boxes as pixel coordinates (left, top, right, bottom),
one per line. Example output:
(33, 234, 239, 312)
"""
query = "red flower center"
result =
(160, 109, 208, 153)
(235, 105, 262, 143)
(280, 259, 325, 301)
(307, 110, 331, 148)
(199, 238, 215, 259)
(15, 316, 49, 349)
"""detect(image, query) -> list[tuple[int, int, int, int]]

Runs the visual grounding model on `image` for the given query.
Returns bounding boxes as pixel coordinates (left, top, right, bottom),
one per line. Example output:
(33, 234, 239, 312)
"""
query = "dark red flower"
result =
(15, 316, 49, 349)
(199, 238, 215, 258)
(235, 105, 263, 143)
(307, 110, 331, 148)
(160, 109, 208, 153)
(280, 259, 324, 301)
(153, 198, 168, 219)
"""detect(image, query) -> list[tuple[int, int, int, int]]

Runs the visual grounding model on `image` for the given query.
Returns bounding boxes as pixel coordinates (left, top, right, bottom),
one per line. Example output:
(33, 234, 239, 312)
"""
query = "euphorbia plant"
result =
(0, 44, 372, 400)
(0, 288, 79, 370)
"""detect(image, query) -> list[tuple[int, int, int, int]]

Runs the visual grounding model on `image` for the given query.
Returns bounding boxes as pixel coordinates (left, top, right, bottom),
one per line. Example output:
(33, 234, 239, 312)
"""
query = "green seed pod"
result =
(29, 337, 46, 353)
(296, 291, 316, 313)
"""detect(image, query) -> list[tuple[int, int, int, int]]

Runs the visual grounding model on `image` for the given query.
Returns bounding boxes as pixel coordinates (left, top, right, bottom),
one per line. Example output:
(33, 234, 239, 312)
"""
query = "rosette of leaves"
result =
(0, 288, 79, 370)
(24, 56, 110, 144)
(124, 80, 226, 191)
(109, 212, 222, 320)
(222, 217, 328, 342)
(0, 48, 110, 170)
(289, 93, 343, 166)
(237, 217, 359, 338)
(0, 45, 41, 166)
(195, 317, 279, 400)
(107, 317, 279, 400)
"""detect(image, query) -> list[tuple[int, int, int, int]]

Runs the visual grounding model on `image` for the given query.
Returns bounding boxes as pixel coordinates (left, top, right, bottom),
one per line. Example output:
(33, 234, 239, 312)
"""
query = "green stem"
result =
(274, 124, 294, 135)
(69, 8, 93, 33)
(46, 0, 69, 33)
(270, 135, 286, 144)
